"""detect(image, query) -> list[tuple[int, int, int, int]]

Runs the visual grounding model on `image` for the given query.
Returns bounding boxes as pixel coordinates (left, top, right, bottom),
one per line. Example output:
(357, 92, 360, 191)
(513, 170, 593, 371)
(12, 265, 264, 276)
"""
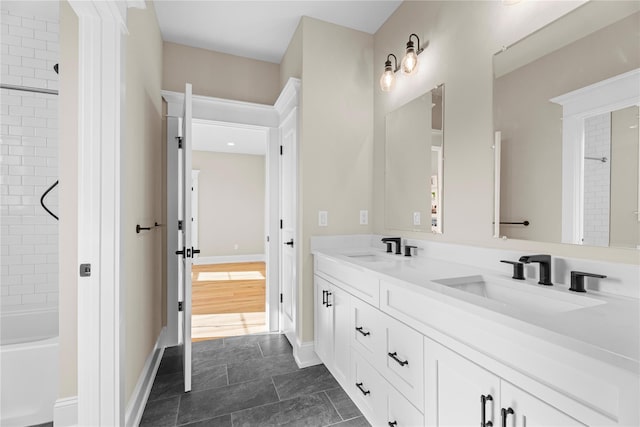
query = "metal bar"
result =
(493, 220, 530, 226)
(1, 83, 58, 95)
(584, 156, 607, 163)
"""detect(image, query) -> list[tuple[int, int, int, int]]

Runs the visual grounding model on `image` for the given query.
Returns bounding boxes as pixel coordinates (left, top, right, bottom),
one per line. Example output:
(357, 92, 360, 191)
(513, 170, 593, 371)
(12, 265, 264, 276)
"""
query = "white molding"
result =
(125, 327, 166, 427)
(192, 254, 266, 265)
(552, 68, 640, 245)
(274, 78, 301, 119)
(289, 337, 322, 368)
(191, 170, 200, 249)
(54, 396, 78, 427)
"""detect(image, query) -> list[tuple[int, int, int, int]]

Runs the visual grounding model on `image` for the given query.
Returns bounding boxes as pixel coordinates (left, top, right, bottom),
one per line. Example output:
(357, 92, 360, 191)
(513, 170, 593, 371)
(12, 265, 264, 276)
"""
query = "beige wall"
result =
(58, 0, 78, 399)
(494, 11, 640, 243)
(297, 17, 374, 341)
(372, 0, 638, 264)
(280, 20, 302, 90)
(163, 41, 280, 104)
(122, 2, 164, 403)
(610, 106, 640, 249)
(192, 151, 266, 257)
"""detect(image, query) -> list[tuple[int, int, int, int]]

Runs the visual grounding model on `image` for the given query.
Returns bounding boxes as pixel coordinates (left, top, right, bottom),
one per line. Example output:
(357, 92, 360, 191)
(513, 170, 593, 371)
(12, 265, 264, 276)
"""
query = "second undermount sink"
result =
(434, 275, 605, 315)
(344, 252, 399, 265)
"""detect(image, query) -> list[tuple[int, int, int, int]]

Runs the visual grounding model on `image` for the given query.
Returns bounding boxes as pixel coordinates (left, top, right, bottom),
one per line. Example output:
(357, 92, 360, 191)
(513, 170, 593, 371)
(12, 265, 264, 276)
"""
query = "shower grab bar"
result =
(584, 156, 607, 163)
(1, 83, 58, 96)
(40, 180, 59, 221)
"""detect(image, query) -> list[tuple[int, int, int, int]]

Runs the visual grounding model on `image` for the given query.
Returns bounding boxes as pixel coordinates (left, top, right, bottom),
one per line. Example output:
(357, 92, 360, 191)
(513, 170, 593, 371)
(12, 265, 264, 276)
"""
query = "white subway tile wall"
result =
(582, 113, 611, 247)
(1, 7, 58, 309)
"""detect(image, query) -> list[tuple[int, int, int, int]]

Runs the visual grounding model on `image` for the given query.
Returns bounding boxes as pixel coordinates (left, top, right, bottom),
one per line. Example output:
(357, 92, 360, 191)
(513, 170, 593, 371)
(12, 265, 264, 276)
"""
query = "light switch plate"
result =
(359, 210, 368, 225)
(319, 211, 328, 227)
(413, 211, 421, 226)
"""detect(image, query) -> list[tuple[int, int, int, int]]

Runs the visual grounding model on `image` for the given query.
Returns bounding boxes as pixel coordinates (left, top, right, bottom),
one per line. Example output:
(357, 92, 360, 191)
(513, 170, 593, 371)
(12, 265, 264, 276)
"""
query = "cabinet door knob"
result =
(355, 382, 371, 396)
(388, 351, 409, 366)
(481, 394, 493, 427)
(355, 326, 371, 337)
(501, 407, 514, 427)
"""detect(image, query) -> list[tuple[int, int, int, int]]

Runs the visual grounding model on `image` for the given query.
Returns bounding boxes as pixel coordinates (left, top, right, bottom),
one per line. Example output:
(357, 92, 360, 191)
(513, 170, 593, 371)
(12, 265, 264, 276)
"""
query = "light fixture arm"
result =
(408, 33, 424, 55)
(386, 53, 400, 73)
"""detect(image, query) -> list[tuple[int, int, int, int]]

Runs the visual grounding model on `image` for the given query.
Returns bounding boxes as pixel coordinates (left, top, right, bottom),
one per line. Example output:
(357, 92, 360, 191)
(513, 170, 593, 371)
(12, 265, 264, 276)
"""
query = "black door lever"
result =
(285, 239, 294, 247)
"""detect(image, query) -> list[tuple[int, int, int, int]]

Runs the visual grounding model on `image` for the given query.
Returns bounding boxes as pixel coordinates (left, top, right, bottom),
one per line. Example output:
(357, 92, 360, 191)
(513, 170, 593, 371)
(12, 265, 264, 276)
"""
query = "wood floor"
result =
(191, 262, 267, 342)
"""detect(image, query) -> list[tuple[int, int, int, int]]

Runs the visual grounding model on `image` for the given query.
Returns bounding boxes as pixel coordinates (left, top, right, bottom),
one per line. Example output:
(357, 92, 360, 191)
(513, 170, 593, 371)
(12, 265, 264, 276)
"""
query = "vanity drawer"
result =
(351, 297, 385, 360)
(316, 255, 379, 306)
(381, 315, 425, 412)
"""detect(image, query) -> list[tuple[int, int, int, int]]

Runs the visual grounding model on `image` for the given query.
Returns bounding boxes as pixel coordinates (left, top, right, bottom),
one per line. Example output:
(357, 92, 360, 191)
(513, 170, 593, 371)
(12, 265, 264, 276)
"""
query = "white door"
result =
(425, 338, 500, 427)
(279, 108, 297, 342)
(181, 83, 193, 392)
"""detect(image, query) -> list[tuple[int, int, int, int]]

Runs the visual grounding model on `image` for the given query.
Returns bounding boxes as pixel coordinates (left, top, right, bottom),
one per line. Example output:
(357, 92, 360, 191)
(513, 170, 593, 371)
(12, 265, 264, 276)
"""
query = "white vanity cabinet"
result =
(425, 337, 591, 427)
(314, 275, 350, 385)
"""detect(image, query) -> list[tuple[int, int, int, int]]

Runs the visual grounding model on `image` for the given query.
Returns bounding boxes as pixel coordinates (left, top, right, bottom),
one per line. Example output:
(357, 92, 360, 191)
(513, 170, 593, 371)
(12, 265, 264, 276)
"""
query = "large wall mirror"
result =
(386, 84, 444, 232)
(493, 2, 639, 249)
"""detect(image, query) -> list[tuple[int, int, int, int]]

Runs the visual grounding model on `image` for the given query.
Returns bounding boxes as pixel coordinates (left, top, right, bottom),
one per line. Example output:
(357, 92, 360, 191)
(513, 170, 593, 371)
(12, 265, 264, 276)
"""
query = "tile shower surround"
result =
(1, 7, 59, 308)
(141, 334, 369, 427)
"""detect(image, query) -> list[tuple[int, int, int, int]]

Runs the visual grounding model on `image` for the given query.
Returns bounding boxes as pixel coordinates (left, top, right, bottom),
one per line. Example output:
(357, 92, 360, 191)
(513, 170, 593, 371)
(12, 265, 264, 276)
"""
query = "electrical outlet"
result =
(359, 210, 368, 225)
(413, 211, 421, 226)
(319, 211, 328, 227)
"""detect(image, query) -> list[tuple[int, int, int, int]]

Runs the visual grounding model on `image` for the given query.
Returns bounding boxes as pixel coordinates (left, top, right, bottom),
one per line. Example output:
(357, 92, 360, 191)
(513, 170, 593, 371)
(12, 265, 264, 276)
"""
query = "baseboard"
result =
(193, 254, 265, 265)
(54, 396, 78, 426)
(288, 335, 322, 368)
(125, 327, 167, 427)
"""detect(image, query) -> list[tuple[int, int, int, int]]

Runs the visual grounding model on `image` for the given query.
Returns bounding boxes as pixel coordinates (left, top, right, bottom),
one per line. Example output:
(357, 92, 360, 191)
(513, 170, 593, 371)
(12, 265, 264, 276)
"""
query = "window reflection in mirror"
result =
(385, 84, 444, 233)
(493, 2, 639, 249)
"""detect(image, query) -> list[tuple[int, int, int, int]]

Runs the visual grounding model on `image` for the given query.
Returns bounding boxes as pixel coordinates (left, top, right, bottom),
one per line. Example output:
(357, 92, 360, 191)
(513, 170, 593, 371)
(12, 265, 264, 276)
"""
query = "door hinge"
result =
(280, 293, 283, 303)
(79, 263, 91, 277)
(178, 220, 183, 230)
(178, 301, 183, 312)
(280, 145, 283, 155)
(280, 219, 283, 229)
(176, 136, 183, 149)
(266, 235, 270, 242)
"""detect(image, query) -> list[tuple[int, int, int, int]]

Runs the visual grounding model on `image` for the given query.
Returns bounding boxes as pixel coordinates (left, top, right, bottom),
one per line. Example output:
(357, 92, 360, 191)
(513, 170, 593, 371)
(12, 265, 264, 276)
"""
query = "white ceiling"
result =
(154, 0, 402, 64)
(192, 120, 268, 155)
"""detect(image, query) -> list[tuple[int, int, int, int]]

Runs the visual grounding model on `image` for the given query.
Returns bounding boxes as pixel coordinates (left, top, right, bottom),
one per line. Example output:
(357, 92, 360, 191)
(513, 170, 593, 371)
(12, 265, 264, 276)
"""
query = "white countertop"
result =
(313, 246, 640, 374)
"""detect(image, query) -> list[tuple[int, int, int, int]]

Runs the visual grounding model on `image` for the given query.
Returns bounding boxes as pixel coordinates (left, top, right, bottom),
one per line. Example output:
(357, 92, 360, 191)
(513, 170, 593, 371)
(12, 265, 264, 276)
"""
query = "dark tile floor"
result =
(141, 334, 370, 427)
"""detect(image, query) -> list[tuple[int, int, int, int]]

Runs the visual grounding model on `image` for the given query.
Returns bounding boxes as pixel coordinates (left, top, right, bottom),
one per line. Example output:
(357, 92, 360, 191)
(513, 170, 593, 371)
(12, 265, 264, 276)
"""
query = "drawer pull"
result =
(326, 292, 332, 307)
(481, 394, 493, 427)
(355, 382, 371, 396)
(322, 290, 327, 305)
(501, 407, 514, 427)
(388, 351, 409, 366)
(388, 422, 397, 427)
(355, 326, 370, 336)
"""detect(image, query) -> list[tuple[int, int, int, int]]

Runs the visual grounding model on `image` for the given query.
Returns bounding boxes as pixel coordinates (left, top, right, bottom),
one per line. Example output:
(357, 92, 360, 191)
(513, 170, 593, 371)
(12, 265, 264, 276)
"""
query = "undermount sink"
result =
(434, 275, 605, 315)
(344, 252, 398, 264)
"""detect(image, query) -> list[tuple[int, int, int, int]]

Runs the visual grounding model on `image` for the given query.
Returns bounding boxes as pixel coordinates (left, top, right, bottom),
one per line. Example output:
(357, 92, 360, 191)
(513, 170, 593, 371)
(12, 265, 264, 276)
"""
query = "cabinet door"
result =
(314, 276, 333, 365)
(351, 297, 384, 360)
(425, 338, 500, 427)
(331, 285, 350, 385)
(500, 381, 586, 427)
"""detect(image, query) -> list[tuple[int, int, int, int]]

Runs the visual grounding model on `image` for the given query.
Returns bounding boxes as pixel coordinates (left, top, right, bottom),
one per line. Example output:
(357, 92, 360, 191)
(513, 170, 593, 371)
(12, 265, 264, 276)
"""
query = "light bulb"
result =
(380, 68, 396, 92)
(402, 48, 418, 75)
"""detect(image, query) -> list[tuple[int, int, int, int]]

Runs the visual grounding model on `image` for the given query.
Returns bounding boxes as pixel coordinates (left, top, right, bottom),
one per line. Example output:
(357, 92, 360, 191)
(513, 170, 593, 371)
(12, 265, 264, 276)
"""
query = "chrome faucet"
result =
(381, 237, 402, 255)
(518, 254, 553, 286)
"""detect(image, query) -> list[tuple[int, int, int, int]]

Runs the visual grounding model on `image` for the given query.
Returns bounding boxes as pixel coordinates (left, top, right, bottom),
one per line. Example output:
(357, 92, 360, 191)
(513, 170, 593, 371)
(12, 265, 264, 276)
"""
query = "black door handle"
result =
(481, 394, 493, 427)
(388, 422, 397, 427)
(175, 247, 185, 258)
(284, 239, 294, 247)
(325, 292, 332, 307)
(501, 407, 514, 427)
(192, 248, 200, 255)
(322, 290, 327, 306)
(355, 382, 370, 396)
(355, 326, 370, 337)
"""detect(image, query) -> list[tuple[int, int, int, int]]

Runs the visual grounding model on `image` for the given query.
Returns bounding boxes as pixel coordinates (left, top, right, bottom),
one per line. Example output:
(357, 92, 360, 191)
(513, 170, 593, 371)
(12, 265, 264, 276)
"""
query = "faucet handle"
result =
(570, 271, 606, 293)
(500, 260, 525, 280)
(404, 245, 417, 257)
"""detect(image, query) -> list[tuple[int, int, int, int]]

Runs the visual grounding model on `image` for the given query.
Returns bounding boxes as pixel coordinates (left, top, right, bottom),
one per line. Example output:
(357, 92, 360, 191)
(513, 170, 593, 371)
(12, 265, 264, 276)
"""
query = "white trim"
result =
(125, 327, 167, 427)
(552, 68, 640, 244)
(288, 337, 322, 368)
(54, 396, 78, 427)
(191, 170, 200, 249)
(69, 1, 132, 425)
(192, 254, 266, 265)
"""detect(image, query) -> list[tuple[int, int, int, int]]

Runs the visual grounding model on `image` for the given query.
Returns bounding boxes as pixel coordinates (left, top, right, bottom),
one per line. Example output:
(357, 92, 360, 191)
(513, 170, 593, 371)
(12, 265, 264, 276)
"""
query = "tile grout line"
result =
(324, 390, 345, 421)
(271, 375, 282, 401)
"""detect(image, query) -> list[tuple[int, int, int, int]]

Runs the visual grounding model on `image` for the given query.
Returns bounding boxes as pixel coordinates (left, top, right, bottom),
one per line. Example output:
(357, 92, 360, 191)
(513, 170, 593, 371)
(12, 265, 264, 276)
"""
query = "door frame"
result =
(162, 82, 299, 342)
(70, 0, 144, 425)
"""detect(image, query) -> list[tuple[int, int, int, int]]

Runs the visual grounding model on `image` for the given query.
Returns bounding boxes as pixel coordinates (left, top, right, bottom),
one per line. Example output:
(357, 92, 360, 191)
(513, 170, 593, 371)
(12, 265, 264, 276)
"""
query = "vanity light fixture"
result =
(401, 33, 424, 75)
(380, 53, 399, 92)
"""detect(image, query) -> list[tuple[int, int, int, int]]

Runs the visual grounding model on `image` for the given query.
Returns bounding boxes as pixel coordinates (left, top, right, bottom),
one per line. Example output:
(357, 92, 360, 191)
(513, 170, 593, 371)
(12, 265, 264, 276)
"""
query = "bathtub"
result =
(1, 307, 59, 427)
